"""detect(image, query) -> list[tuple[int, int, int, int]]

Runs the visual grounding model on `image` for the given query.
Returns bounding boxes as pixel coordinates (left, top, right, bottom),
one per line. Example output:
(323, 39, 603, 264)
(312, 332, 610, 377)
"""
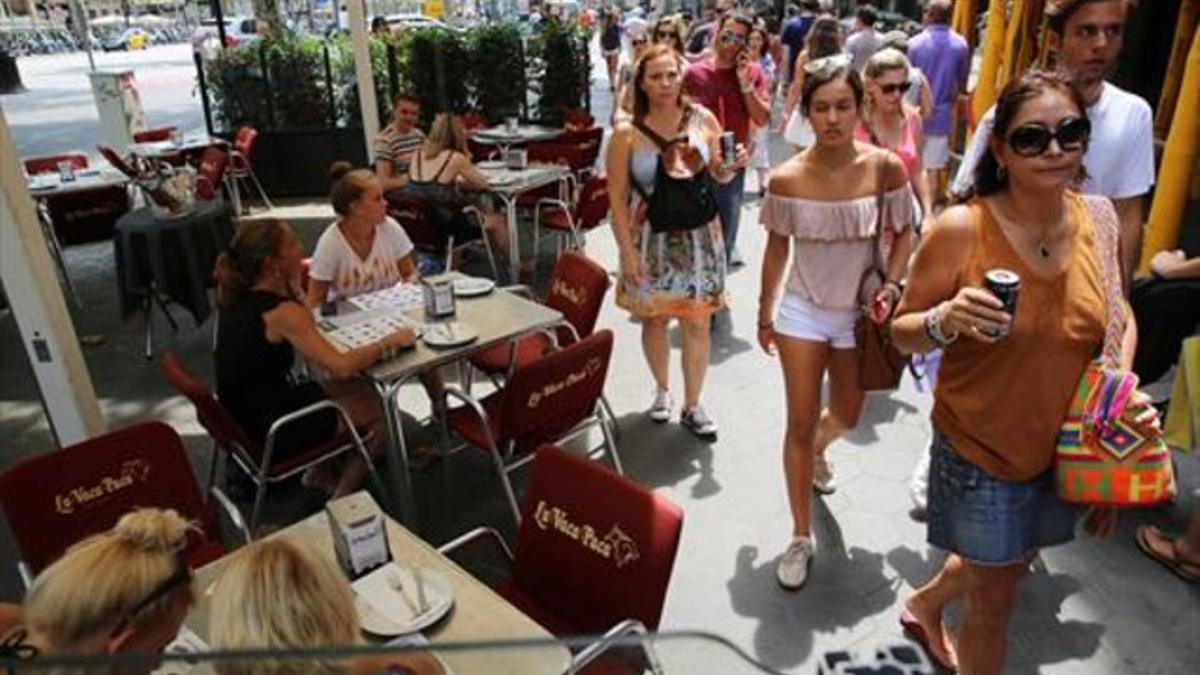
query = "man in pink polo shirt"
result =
(685, 10, 771, 269)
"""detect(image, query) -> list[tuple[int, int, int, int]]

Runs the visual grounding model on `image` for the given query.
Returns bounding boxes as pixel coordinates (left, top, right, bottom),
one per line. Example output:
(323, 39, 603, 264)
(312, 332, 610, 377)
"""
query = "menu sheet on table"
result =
(346, 283, 425, 313)
(321, 313, 425, 353)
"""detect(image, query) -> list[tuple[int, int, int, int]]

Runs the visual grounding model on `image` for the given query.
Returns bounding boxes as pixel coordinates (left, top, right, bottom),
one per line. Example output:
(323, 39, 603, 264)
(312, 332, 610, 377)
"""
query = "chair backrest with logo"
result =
(387, 191, 444, 253)
(0, 421, 223, 575)
(500, 330, 613, 453)
(160, 352, 262, 464)
(133, 126, 176, 143)
(23, 153, 88, 175)
(512, 445, 683, 633)
(195, 147, 229, 200)
(573, 175, 610, 230)
(233, 126, 259, 165)
(545, 251, 609, 343)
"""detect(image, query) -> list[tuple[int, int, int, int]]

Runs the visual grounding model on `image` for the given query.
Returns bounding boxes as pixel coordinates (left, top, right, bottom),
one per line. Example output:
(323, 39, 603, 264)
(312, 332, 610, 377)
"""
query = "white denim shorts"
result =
(775, 294, 858, 349)
(922, 135, 951, 170)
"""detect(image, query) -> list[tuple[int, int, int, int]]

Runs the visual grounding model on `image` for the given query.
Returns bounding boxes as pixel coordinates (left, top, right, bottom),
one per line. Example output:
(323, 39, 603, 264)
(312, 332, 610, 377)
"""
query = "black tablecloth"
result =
(114, 199, 234, 325)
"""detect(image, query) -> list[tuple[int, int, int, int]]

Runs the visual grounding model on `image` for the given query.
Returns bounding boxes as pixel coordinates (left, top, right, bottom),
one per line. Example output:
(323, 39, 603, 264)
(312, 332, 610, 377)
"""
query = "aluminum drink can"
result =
(984, 269, 1020, 337)
(720, 131, 736, 169)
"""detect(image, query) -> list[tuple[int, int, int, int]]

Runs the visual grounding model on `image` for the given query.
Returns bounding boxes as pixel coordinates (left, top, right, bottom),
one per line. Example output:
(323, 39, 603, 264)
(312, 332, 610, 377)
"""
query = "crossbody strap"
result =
(1082, 195, 1127, 368)
(870, 150, 888, 274)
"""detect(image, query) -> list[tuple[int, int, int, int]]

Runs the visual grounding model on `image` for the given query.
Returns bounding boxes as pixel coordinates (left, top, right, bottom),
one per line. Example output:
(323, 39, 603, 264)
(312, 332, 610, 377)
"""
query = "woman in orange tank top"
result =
(889, 71, 1159, 675)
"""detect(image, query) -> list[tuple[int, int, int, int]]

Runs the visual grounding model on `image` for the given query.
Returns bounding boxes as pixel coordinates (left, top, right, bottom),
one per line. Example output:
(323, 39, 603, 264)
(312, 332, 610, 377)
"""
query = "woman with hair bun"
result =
(304, 162, 419, 308)
(215, 219, 415, 498)
(0, 508, 196, 673)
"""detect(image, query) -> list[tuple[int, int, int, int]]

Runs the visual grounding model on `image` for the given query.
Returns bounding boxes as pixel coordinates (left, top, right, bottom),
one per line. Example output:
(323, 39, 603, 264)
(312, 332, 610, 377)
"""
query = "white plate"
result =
(422, 321, 478, 349)
(354, 563, 454, 637)
(453, 276, 496, 298)
(477, 160, 505, 169)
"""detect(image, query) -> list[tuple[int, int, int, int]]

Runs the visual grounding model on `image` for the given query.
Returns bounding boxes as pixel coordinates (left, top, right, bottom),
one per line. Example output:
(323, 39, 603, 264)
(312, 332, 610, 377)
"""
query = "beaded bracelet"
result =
(924, 302, 959, 347)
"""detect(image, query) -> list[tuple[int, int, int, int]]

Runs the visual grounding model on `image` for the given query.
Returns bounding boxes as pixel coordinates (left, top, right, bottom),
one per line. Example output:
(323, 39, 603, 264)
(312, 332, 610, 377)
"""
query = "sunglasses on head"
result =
(878, 81, 911, 95)
(111, 556, 192, 637)
(1006, 116, 1091, 157)
(719, 31, 747, 46)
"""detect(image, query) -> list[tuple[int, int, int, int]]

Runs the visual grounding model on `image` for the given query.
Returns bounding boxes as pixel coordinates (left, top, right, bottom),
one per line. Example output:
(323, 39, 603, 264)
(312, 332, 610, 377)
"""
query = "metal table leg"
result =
(375, 377, 417, 527)
(499, 193, 520, 283)
(35, 206, 82, 309)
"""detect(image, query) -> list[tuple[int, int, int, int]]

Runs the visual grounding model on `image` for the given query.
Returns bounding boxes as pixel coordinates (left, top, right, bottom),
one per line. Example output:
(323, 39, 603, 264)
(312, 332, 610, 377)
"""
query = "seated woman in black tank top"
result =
(401, 112, 511, 261)
(214, 219, 416, 498)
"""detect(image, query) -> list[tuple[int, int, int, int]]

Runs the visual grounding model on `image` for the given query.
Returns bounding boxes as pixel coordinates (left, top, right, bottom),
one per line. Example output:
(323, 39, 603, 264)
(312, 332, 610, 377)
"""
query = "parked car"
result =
(191, 16, 260, 52)
(101, 28, 149, 52)
(383, 13, 455, 32)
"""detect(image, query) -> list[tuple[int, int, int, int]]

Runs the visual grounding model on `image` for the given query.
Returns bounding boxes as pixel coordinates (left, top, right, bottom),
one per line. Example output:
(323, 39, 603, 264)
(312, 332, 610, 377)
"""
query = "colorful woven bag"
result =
(1054, 196, 1176, 507)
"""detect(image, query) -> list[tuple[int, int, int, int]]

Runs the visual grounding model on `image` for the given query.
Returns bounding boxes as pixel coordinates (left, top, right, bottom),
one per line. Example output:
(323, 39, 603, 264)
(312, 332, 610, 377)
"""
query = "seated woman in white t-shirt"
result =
(305, 162, 418, 307)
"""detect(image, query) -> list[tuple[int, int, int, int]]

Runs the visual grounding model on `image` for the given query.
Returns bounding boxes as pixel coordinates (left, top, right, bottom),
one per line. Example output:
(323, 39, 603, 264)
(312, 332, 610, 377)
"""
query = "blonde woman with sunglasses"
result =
(857, 48, 933, 233)
(1, 508, 196, 674)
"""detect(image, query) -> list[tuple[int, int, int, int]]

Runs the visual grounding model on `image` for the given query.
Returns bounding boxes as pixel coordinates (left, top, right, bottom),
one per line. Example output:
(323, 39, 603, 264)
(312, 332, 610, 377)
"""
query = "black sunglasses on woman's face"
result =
(1006, 116, 1091, 157)
(878, 81, 911, 95)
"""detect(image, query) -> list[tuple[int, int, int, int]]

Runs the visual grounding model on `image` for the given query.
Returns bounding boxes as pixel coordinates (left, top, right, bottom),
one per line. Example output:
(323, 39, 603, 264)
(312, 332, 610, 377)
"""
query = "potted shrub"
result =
(467, 23, 525, 123)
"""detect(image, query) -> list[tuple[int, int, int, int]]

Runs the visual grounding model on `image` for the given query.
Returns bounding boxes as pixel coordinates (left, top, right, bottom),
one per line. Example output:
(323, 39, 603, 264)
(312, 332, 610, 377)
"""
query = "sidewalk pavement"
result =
(1, 43, 1197, 674)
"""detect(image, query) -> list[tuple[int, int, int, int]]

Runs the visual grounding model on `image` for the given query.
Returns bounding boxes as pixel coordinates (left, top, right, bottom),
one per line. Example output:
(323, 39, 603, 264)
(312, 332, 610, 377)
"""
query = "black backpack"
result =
(631, 110, 719, 234)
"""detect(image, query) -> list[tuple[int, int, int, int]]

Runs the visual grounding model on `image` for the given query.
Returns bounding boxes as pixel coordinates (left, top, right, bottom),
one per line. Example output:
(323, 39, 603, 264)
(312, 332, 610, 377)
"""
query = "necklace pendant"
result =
(1037, 243, 1051, 259)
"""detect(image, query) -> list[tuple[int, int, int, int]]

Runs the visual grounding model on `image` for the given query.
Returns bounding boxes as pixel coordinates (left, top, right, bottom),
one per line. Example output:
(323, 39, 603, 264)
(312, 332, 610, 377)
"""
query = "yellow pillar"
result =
(973, 0, 1007, 122)
(1140, 28, 1200, 274)
(1155, 0, 1199, 138)
(953, 0, 978, 49)
(1000, 0, 1027, 85)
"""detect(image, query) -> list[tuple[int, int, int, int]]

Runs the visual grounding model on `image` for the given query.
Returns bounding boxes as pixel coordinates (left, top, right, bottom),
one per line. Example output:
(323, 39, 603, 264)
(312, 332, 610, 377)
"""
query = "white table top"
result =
(25, 169, 130, 197)
(187, 507, 571, 675)
(472, 125, 565, 145)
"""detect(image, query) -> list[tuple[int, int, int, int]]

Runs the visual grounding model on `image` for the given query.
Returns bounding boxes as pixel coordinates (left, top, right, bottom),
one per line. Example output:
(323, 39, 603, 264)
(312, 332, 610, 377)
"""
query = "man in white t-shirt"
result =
(953, 0, 1153, 282)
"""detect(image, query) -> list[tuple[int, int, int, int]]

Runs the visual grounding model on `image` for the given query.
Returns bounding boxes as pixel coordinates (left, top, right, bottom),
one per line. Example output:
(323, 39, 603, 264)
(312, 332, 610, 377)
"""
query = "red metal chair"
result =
(467, 137, 500, 163)
(160, 352, 384, 535)
(0, 421, 247, 587)
(386, 190, 499, 278)
(461, 111, 489, 130)
(133, 126, 177, 143)
(563, 108, 597, 131)
(228, 125, 275, 213)
(439, 444, 682, 649)
(560, 126, 605, 176)
(443, 330, 620, 524)
(534, 174, 610, 254)
(468, 250, 609, 379)
(195, 146, 230, 201)
(23, 153, 87, 175)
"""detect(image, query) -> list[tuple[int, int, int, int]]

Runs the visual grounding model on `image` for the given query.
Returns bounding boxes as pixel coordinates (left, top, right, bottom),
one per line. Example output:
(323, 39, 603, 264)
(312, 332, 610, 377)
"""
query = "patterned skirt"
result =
(616, 198, 727, 319)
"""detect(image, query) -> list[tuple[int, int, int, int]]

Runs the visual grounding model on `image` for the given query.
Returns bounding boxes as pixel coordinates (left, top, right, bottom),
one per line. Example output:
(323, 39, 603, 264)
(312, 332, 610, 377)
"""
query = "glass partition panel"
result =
(0, 631, 787, 674)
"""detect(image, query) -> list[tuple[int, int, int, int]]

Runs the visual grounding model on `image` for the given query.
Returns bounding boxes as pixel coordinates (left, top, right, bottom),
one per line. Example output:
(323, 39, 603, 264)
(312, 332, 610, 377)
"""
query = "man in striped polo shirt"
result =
(374, 92, 425, 190)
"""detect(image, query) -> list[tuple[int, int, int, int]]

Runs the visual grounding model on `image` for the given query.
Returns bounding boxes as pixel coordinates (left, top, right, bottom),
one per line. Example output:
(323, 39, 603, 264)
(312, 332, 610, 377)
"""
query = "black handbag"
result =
(631, 109, 719, 234)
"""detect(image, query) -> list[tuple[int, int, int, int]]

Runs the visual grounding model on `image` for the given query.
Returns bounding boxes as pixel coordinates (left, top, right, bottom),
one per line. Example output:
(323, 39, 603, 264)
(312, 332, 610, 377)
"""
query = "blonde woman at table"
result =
(210, 537, 445, 675)
(0, 508, 196, 673)
(216, 219, 415, 499)
(758, 57, 913, 590)
(402, 113, 510, 263)
(304, 163, 419, 308)
(607, 43, 747, 440)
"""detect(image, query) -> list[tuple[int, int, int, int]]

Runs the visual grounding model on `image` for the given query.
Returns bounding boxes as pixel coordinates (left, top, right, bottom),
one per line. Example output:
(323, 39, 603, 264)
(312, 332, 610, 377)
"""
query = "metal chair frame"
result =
(443, 383, 622, 526)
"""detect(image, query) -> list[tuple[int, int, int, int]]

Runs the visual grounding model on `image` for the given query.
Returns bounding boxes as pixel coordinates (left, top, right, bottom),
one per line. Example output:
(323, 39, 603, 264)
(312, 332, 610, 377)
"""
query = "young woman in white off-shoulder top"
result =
(757, 56, 914, 590)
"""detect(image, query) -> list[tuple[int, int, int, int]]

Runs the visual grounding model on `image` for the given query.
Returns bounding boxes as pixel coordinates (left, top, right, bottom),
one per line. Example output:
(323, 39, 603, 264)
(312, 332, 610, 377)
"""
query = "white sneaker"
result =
(648, 388, 673, 423)
(813, 453, 837, 494)
(680, 405, 718, 440)
(777, 536, 816, 590)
